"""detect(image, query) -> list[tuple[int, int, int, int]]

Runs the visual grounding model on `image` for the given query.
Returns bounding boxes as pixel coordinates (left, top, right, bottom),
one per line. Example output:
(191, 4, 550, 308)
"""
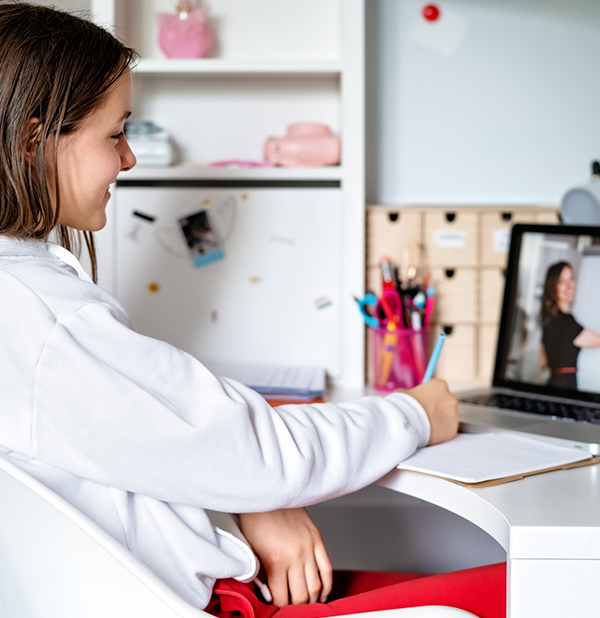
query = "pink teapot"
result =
(158, 1, 213, 59)
(264, 123, 341, 167)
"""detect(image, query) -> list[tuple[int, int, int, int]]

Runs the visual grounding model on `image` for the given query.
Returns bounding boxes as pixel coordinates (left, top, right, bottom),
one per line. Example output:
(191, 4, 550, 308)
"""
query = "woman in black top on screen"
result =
(539, 261, 600, 389)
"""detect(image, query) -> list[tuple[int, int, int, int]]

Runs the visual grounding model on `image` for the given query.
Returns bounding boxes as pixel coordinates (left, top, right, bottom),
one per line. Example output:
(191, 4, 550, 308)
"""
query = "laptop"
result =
(458, 223, 600, 454)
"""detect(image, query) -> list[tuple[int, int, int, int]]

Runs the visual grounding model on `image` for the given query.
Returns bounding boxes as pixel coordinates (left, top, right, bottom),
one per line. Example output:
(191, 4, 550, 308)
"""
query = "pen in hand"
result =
(423, 331, 446, 383)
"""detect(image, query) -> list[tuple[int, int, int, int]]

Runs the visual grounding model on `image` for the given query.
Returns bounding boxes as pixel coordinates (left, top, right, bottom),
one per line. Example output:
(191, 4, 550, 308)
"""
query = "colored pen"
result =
(423, 331, 446, 382)
(378, 292, 401, 327)
(377, 321, 398, 388)
(423, 285, 436, 328)
(380, 256, 396, 291)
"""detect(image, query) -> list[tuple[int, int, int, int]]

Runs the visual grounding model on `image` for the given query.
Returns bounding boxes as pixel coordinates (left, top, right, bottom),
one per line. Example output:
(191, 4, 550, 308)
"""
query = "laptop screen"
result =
(494, 223, 600, 404)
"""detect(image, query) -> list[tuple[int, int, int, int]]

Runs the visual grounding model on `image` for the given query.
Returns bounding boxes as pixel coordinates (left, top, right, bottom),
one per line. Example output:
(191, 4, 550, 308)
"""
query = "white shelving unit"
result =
(133, 58, 343, 77)
(90, 0, 366, 388)
(122, 164, 345, 182)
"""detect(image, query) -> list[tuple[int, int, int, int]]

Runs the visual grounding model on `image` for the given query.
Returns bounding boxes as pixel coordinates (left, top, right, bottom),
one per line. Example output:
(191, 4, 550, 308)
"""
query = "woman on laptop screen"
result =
(539, 261, 600, 389)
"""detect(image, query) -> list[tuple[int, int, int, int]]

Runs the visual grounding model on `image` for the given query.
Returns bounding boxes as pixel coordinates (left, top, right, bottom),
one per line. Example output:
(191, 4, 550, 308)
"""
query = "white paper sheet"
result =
(397, 432, 591, 483)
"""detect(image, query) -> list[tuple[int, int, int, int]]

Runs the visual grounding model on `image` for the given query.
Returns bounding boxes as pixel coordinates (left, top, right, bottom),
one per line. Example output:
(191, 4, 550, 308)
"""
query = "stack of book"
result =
(202, 361, 326, 406)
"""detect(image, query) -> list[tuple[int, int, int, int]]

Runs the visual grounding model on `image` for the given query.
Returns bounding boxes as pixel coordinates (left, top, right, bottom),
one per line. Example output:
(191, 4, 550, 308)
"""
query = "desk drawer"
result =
(430, 268, 477, 324)
(480, 210, 536, 268)
(479, 268, 506, 324)
(424, 210, 478, 267)
(478, 324, 499, 379)
(366, 207, 422, 269)
(429, 324, 476, 380)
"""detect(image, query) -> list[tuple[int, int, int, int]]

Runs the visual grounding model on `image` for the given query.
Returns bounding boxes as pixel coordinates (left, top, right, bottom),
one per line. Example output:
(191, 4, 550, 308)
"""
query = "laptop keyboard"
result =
(459, 393, 600, 424)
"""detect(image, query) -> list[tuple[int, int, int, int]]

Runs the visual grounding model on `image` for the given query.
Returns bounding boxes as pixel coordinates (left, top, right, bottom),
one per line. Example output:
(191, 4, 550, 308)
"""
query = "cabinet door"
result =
(114, 186, 342, 376)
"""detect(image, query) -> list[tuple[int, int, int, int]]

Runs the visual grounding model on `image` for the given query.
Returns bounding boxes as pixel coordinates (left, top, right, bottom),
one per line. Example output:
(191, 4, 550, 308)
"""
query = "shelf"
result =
(132, 58, 342, 77)
(118, 164, 344, 182)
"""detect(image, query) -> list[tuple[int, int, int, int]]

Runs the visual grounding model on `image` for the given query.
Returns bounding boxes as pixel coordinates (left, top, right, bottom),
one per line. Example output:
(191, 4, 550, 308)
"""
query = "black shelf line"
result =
(116, 179, 342, 189)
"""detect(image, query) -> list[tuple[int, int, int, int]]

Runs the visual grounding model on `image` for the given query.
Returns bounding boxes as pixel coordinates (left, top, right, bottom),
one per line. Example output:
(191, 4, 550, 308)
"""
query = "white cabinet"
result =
(91, 0, 365, 386)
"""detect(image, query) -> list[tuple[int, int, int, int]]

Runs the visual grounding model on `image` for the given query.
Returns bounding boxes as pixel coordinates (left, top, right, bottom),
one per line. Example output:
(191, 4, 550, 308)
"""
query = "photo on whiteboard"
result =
(178, 209, 225, 268)
(503, 230, 600, 394)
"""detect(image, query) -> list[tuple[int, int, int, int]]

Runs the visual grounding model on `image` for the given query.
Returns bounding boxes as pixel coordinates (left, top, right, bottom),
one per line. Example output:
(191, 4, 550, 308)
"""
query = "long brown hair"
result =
(539, 261, 572, 327)
(0, 2, 138, 282)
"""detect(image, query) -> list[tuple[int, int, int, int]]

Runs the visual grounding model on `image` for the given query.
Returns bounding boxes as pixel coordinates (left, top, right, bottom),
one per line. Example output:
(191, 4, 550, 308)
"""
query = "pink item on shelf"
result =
(158, 1, 213, 59)
(264, 123, 341, 167)
(208, 160, 275, 168)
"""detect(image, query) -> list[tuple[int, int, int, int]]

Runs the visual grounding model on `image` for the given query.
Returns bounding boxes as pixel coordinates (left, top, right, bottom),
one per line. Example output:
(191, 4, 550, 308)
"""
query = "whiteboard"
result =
(572, 253, 600, 393)
(114, 186, 342, 376)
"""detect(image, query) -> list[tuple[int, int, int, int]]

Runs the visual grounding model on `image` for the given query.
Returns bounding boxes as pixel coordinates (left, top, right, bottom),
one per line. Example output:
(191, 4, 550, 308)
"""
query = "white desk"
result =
(330, 384, 600, 617)
(378, 461, 600, 617)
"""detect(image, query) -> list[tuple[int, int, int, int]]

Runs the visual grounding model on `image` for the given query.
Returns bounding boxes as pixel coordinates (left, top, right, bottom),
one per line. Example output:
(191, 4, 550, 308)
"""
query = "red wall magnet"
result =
(422, 4, 441, 21)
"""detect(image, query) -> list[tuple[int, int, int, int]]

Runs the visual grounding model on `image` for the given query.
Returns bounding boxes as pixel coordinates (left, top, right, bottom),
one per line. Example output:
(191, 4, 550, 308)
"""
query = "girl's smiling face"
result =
(46, 70, 136, 232)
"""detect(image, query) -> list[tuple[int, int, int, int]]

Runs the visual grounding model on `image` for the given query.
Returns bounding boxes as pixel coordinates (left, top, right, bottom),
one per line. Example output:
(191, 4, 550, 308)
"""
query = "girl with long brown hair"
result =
(0, 4, 503, 618)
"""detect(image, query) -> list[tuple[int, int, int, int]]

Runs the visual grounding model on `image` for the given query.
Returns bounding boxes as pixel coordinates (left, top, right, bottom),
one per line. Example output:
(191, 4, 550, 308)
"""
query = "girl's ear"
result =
(22, 118, 43, 165)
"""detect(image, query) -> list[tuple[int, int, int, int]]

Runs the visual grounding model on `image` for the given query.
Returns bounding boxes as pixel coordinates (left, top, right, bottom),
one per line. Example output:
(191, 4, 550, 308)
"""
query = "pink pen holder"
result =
(371, 326, 429, 391)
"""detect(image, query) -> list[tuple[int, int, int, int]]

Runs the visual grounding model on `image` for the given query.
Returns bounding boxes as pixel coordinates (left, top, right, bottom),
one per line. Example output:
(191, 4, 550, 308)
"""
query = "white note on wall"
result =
(409, 6, 470, 57)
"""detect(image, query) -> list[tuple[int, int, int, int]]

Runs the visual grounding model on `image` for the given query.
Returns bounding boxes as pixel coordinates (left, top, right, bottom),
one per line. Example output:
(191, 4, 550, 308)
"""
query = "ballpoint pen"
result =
(423, 331, 446, 382)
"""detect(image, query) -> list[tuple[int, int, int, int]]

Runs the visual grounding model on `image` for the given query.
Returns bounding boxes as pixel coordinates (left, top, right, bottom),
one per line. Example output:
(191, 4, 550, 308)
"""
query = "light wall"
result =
(366, 0, 600, 206)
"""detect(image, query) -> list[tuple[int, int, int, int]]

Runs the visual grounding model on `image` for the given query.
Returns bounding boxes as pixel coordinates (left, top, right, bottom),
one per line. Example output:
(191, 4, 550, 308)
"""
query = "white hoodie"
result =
(0, 235, 430, 609)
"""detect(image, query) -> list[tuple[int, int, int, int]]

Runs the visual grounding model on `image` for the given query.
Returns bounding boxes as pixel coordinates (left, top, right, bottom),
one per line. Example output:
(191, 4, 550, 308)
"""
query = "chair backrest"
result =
(0, 455, 479, 618)
(0, 454, 205, 618)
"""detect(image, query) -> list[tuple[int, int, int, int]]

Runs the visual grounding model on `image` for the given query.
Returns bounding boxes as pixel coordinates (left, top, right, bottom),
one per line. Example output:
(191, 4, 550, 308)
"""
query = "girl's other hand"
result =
(239, 508, 332, 607)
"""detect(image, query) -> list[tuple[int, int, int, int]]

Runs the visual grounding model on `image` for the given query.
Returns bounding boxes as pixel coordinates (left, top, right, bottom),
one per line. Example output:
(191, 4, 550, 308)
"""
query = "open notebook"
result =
(397, 431, 597, 486)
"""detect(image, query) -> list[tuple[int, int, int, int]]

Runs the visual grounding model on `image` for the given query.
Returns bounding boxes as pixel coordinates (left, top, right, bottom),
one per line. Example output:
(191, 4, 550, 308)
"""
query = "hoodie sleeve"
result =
(32, 301, 430, 514)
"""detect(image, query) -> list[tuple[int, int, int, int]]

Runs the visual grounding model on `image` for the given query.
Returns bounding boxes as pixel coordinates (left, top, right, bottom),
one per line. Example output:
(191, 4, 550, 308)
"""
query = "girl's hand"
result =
(239, 508, 332, 607)
(404, 379, 459, 445)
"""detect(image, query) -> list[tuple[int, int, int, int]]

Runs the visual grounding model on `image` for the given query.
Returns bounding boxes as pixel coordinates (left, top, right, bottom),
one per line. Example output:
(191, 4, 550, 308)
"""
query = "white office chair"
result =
(0, 454, 480, 618)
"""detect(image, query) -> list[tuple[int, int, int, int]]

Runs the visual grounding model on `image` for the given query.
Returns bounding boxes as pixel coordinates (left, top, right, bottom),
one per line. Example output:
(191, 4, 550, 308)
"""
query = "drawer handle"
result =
(388, 212, 399, 222)
(445, 213, 456, 223)
(445, 269, 455, 279)
(501, 212, 512, 222)
(443, 325, 454, 336)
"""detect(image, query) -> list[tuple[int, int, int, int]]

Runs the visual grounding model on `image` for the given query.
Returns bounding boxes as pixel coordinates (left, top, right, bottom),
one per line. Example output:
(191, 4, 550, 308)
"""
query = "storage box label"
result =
(434, 229, 467, 248)
(493, 228, 510, 253)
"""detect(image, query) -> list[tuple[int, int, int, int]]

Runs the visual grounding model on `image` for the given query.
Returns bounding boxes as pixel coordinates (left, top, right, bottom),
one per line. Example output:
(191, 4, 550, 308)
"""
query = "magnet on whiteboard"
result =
(314, 296, 333, 310)
(211, 311, 218, 323)
(249, 276, 263, 284)
(410, 5, 469, 56)
(148, 282, 161, 293)
(241, 193, 248, 200)
(270, 235, 295, 246)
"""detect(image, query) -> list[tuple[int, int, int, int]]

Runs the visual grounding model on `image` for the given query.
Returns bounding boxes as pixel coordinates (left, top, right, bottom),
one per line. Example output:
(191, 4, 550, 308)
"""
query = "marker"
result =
(380, 256, 396, 291)
(423, 285, 436, 327)
(423, 331, 446, 382)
